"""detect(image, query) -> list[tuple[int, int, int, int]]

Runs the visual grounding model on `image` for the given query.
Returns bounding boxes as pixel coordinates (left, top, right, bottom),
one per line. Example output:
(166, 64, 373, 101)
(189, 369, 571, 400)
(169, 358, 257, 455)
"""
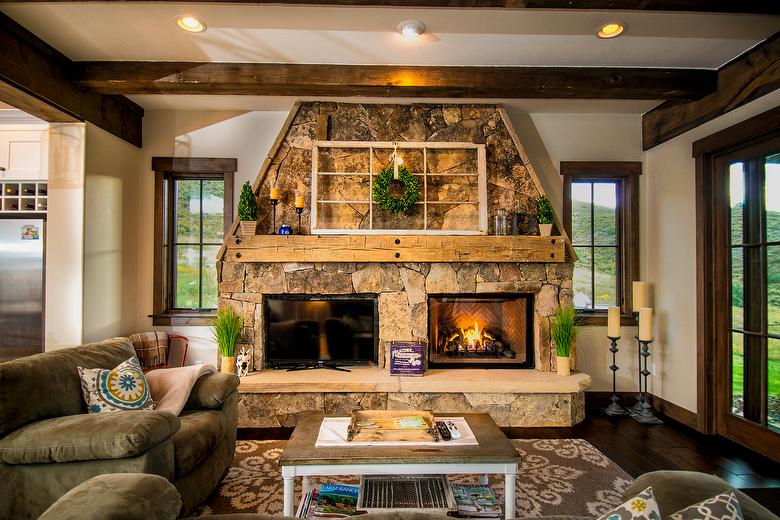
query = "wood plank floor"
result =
(238, 411, 780, 512)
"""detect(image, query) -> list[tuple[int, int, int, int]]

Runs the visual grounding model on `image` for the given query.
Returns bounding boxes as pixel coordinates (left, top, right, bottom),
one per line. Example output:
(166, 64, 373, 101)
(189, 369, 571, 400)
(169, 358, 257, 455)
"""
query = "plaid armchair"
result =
(127, 331, 188, 371)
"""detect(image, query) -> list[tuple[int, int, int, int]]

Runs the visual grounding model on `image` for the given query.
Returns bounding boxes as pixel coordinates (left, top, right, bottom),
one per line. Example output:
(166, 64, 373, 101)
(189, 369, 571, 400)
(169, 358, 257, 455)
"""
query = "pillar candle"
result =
(294, 192, 305, 209)
(607, 306, 621, 338)
(638, 307, 653, 341)
(270, 186, 280, 200)
(632, 281, 648, 311)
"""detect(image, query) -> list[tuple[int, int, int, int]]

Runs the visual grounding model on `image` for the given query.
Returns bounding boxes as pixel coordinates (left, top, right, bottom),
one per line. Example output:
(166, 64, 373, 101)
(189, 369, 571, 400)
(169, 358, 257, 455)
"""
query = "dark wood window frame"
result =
(151, 157, 236, 326)
(561, 162, 641, 326)
(693, 106, 780, 461)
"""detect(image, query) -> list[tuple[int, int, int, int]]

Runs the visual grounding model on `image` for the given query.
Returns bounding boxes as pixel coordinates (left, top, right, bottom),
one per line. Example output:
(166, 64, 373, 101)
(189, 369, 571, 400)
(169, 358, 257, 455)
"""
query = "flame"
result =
(458, 321, 495, 350)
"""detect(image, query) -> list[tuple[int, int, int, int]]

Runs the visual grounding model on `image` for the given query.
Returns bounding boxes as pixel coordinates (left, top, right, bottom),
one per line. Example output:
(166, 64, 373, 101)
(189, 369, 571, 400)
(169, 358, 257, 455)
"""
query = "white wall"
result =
(82, 123, 142, 343)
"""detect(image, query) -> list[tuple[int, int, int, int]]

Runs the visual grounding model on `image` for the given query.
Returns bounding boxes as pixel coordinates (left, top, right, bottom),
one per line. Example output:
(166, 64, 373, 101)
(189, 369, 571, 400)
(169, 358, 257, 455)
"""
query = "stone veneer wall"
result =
(220, 260, 574, 373)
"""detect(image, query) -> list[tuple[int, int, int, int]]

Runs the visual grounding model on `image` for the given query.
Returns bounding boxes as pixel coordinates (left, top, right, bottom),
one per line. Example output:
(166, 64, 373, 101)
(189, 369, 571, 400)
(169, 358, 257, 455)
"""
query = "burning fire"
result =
(458, 321, 495, 350)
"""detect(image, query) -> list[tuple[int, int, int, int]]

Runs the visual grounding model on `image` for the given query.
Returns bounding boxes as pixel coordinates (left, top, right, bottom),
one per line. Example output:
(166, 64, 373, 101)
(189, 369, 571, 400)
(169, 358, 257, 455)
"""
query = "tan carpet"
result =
(198, 439, 632, 518)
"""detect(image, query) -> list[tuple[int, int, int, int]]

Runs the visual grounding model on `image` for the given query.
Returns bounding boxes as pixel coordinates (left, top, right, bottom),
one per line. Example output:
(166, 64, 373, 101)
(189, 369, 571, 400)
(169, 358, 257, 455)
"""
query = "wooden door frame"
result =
(693, 106, 780, 461)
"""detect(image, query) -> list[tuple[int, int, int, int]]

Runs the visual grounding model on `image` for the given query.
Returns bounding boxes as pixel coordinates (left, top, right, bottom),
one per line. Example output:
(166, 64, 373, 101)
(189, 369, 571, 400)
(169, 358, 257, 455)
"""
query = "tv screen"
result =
(265, 296, 376, 367)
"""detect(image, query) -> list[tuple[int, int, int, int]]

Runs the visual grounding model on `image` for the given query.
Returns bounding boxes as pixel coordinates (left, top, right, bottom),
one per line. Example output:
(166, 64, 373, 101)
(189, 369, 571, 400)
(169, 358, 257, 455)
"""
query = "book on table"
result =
(450, 483, 502, 518)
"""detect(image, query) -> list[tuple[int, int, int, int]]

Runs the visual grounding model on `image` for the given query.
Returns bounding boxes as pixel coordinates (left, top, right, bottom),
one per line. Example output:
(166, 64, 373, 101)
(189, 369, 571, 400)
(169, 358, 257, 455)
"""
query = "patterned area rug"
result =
(198, 439, 632, 518)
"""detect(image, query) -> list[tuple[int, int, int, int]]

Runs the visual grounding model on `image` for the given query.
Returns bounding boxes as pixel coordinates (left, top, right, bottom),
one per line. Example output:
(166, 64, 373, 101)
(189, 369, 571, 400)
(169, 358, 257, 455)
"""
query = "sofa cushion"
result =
(0, 410, 180, 464)
(173, 409, 227, 477)
(670, 492, 743, 520)
(597, 486, 660, 520)
(0, 337, 136, 437)
(78, 356, 154, 413)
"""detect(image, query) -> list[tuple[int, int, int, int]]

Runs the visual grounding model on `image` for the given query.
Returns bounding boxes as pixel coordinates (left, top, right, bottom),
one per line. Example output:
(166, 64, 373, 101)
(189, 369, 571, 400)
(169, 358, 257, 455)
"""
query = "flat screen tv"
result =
(264, 295, 377, 368)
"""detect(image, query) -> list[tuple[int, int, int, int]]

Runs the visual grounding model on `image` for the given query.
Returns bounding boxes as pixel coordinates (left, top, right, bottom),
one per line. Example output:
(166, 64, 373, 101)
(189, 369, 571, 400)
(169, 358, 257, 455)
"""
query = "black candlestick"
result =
(270, 199, 279, 234)
(295, 207, 304, 234)
(630, 313, 644, 414)
(604, 336, 627, 416)
(630, 338, 663, 424)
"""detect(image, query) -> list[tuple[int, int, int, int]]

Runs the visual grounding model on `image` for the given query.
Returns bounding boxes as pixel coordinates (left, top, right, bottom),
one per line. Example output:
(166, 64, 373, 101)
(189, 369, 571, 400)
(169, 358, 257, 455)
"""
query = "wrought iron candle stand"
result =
(270, 199, 279, 234)
(604, 336, 627, 416)
(629, 313, 644, 414)
(630, 338, 663, 424)
(295, 207, 304, 234)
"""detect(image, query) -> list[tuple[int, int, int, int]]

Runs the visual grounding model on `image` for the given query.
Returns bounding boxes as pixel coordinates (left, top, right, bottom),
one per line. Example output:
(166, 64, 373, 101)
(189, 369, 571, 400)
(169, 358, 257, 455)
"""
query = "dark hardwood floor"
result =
(237, 410, 780, 513)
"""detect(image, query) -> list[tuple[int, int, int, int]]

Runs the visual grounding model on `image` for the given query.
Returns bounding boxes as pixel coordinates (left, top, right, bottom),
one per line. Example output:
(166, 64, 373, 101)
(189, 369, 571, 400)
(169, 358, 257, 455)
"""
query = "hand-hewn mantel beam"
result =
(642, 32, 780, 150)
(0, 0, 772, 14)
(0, 12, 143, 147)
(72, 62, 716, 100)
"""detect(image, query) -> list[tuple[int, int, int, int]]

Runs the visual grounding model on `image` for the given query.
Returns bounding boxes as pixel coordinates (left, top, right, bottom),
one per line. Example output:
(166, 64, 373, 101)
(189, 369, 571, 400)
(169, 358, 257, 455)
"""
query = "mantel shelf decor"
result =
(311, 140, 488, 235)
(226, 234, 565, 263)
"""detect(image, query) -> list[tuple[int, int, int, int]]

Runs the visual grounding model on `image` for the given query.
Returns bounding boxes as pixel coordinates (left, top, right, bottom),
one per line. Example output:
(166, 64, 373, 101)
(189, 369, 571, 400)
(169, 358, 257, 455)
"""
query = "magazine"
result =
(298, 484, 362, 518)
(450, 483, 502, 518)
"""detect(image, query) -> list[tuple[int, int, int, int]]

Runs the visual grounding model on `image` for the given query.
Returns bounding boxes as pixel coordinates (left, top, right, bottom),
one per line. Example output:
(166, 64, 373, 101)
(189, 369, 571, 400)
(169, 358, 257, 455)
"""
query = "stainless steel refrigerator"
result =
(0, 217, 45, 361)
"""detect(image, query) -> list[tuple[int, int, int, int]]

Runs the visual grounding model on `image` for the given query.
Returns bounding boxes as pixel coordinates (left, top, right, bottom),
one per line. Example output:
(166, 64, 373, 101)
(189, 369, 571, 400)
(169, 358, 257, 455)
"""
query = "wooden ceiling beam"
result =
(72, 62, 716, 100)
(642, 32, 780, 150)
(0, 0, 773, 14)
(0, 12, 143, 147)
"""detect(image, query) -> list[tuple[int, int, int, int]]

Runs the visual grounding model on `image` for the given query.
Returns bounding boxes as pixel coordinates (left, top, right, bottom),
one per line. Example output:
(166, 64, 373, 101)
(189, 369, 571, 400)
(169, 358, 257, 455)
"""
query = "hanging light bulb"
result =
(393, 142, 399, 180)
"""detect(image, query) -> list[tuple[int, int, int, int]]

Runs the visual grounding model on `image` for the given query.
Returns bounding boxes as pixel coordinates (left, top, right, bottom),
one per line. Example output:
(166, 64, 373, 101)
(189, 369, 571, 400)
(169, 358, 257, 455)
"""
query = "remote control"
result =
(446, 421, 462, 439)
(436, 420, 452, 440)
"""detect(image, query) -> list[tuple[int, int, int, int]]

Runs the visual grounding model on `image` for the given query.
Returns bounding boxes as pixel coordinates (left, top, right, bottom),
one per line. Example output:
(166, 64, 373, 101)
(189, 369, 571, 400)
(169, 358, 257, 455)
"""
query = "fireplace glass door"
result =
(428, 294, 534, 368)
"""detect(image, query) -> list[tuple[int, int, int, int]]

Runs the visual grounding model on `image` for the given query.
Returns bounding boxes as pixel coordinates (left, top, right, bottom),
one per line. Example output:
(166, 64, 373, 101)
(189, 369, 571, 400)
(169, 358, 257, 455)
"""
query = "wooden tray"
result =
(346, 410, 439, 443)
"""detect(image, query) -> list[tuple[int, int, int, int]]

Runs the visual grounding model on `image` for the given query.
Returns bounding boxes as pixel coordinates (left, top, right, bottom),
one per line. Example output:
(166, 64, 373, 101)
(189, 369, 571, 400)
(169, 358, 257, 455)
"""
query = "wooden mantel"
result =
(225, 234, 565, 263)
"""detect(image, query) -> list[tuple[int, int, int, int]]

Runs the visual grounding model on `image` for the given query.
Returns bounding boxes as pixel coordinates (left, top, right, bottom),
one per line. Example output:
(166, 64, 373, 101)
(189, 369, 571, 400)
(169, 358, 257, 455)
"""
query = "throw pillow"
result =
(78, 356, 154, 413)
(669, 492, 743, 520)
(597, 486, 661, 520)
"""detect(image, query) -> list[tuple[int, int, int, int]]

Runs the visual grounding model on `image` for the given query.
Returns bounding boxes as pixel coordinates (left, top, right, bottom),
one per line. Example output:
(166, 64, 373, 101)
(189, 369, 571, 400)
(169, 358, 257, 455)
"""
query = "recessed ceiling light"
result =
(177, 16, 207, 33)
(397, 20, 426, 39)
(597, 22, 624, 39)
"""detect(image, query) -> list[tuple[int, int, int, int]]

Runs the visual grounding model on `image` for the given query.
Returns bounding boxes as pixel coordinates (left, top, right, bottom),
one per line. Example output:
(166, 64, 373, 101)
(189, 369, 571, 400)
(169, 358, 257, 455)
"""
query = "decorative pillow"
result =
(78, 356, 154, 413)
(668, 492, 743, 520)
(597, 487, 661, 520)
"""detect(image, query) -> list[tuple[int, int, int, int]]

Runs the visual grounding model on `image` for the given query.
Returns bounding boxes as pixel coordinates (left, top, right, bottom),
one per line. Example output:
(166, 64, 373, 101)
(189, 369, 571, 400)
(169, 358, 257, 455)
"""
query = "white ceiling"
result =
(2, 4, 778, 68)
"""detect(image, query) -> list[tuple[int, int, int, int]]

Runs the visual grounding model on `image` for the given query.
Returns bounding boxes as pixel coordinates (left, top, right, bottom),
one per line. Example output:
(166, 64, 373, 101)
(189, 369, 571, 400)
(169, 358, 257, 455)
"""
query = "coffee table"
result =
(279, 413, 521, 518)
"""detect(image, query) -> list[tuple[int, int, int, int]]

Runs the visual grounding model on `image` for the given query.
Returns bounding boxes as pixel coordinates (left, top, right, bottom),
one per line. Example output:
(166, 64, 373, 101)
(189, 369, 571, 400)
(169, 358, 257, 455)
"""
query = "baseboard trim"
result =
(586, 391, 698, 430)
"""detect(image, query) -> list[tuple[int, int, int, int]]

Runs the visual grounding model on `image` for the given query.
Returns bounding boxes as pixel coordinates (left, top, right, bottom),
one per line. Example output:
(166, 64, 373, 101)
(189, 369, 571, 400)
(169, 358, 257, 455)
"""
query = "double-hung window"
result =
(562, 162, 640, 324)
(151, 158, 236, 325)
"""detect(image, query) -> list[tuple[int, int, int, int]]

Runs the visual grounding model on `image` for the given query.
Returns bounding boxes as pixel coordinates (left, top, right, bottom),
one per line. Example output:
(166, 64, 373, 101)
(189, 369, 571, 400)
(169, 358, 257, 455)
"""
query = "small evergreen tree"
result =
(237, 181, 258, 222)
(536, 195, 554, 225)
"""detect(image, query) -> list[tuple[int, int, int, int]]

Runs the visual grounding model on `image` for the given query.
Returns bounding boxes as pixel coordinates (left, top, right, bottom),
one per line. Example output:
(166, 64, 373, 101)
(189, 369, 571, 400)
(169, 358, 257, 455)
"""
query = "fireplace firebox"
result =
(428, 294, 534, 368)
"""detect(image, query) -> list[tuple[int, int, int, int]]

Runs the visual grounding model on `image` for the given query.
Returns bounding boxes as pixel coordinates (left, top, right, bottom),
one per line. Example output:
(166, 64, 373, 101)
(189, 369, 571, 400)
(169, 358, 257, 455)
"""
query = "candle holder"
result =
(270, 199, 279, 235)
(295, 207, 304, 234)
(604, 336, 627, 416)
(629, 313, 644, 414)
(630, 338, 663, 424)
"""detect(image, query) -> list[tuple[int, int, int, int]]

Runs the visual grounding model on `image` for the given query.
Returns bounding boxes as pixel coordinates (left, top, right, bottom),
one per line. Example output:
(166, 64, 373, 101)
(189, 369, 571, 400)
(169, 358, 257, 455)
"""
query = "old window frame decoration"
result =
(311, 141, 488, 235)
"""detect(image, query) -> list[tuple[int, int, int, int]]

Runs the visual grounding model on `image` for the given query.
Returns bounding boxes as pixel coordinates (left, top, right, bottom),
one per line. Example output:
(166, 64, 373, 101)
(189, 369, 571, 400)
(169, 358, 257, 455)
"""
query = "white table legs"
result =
(282, 469, 295, 517)
(504, 471, 517, 520)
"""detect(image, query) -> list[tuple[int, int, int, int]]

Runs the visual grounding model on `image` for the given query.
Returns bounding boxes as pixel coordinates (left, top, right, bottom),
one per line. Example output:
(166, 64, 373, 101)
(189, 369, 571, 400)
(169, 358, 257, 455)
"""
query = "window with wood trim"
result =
(151, 158, 235, 326)
(562, 162, 640, 324)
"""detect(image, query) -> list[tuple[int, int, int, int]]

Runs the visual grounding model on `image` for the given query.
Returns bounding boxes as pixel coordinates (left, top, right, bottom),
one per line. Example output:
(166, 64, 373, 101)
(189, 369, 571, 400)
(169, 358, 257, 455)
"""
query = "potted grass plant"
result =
(212, 306, 243, 374)
(537, 195, 554, 236)
(238, 181, 258, 235)
(550, 305, 580, 377)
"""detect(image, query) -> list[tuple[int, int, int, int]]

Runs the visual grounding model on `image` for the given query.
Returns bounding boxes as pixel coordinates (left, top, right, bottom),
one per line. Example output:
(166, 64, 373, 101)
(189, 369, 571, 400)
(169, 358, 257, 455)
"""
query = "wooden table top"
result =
(280, 413, 521, 466)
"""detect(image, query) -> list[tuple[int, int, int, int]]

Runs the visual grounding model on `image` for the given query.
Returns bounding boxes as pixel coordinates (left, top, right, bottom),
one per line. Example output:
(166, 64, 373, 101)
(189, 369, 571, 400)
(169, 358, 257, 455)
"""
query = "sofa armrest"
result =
(38, 473, 181, 520)
(184, 372, 240, 410)
(625, 471, 779, 520)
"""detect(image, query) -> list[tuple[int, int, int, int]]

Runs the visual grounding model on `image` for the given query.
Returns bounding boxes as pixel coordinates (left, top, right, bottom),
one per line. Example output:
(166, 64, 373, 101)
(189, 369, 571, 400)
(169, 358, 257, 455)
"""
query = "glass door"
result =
(721, 141, 780, 450)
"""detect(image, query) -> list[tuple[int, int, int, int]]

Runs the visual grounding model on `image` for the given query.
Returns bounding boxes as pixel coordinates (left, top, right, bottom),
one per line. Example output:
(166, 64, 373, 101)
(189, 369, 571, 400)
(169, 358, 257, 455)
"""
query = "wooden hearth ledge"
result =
(226, 234, 565, 263)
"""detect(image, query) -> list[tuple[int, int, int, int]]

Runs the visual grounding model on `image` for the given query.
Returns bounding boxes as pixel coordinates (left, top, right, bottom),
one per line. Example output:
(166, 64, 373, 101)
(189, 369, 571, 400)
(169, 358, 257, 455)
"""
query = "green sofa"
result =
(0, 337, 240, 519)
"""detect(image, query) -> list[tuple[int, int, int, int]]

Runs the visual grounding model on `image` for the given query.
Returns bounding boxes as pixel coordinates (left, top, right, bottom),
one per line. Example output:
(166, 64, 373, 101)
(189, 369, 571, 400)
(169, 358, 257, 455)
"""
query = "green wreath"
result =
(372, 165, 421, 213)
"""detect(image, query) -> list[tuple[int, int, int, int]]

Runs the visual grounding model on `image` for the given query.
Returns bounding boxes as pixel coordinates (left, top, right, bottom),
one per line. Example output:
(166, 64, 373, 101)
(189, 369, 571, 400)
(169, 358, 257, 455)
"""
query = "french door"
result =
(715, 137, 780, 458)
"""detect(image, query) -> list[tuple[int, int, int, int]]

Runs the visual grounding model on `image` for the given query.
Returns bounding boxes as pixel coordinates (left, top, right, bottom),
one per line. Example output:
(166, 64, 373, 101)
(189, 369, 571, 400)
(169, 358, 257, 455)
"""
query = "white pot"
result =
(539, 223, 553, 236)
(556, 356, 571, 377)
(239, 221, 257, 236)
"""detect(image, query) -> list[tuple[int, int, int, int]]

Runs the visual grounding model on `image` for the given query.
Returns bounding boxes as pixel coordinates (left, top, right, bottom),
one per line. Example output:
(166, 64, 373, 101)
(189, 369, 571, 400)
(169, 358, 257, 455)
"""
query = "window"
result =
(151, 158, 236, 325)
(562, 162, 640, 324)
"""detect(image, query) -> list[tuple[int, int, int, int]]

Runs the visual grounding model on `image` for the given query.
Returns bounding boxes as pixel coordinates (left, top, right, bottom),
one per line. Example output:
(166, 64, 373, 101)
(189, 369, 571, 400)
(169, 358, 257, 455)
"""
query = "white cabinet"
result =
(0, 128, 48, 180)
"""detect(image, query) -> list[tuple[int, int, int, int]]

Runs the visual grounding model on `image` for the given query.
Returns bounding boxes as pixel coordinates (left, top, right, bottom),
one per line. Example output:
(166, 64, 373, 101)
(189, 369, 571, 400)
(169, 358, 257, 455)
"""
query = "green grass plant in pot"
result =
(238, 181, 258, 235)
(550, 306, 580, 376)
(537, 195, 554, 236)
(212, 306, 243, 374)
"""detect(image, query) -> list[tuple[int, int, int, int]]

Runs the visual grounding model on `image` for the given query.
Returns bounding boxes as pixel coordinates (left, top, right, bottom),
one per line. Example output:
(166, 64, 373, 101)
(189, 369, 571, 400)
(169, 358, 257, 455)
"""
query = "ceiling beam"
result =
(0, 0, 773, 14)
(642, 32, 780, 150)
(72, 63, 716, 100)
(0, 12, 143, 147)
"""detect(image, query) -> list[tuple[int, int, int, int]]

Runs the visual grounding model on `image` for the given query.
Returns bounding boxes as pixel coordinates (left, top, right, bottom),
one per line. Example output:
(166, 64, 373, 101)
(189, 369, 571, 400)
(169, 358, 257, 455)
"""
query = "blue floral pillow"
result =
(597, 487, 660, 520)
(78, 356, 154, 413)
